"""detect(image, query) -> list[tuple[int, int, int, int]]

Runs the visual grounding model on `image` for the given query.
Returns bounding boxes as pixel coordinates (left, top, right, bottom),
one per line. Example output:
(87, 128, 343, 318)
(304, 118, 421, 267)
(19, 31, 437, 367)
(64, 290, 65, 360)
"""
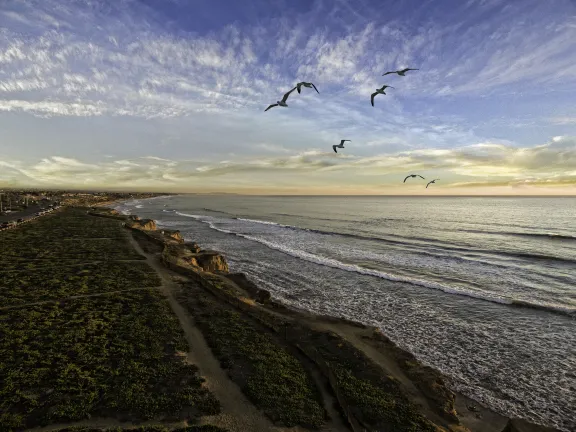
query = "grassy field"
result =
(302, 330, 440, 432)
(178, 289, 326, 429)
(0, 208, 219, 431)
(0, 208, 144, 263)
(0, 261, 160, 306)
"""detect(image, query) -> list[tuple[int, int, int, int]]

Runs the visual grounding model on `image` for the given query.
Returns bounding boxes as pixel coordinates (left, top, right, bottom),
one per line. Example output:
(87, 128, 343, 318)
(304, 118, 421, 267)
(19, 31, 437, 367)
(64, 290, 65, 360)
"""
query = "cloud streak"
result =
(2, 136, 574, 192)
(1, 0, 575, 120)
(0, 0, 575, 193)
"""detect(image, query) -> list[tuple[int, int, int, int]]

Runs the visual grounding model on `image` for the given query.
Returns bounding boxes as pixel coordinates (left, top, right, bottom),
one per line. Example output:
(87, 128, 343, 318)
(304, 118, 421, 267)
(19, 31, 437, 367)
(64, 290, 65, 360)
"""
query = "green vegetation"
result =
(0, 261, 160, 306)
(0, 208, 159, 307)
(0, 208, 219, 431)
(0, 208, 144, 263)
(0, 292, 220, 430)
(308, 331, 439, 432)
(179, 291, 325, 429)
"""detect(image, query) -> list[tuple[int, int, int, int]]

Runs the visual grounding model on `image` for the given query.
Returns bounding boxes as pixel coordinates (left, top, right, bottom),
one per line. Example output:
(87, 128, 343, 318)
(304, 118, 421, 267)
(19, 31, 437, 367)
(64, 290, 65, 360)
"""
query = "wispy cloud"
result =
(2, 136, 574, 192)
(1, 0, 575, 121)
(0, 0, 575, 193)
(549, 116, 576, 125)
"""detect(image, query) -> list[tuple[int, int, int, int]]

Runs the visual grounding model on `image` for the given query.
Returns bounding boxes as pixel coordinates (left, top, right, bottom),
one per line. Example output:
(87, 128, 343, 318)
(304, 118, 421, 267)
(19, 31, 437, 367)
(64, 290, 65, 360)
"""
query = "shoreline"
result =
(100, 206, 563, 432)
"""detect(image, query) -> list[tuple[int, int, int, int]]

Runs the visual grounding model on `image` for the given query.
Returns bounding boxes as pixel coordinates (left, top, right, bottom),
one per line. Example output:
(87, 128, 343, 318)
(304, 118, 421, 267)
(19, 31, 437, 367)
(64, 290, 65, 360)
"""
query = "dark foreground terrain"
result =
(0, 207, 561, 432)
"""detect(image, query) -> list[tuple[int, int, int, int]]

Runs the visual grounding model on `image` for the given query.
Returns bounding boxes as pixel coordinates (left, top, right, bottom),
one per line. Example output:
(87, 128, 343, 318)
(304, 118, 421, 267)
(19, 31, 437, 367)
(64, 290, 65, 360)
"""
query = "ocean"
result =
(116, 195, 576, 431)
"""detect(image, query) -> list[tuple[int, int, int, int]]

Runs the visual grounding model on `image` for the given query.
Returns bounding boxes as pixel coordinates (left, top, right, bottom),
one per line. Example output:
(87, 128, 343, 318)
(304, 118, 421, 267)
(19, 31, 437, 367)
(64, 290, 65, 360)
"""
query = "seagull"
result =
(382, 68, 419, 76)
(426, 179, 440, 188)
(296, 82, 319, 94)
(371, 85, 393, 107)
(333, 139, 351, 153)
(403, 174, 425, 183)
(265, 87, 298, 111)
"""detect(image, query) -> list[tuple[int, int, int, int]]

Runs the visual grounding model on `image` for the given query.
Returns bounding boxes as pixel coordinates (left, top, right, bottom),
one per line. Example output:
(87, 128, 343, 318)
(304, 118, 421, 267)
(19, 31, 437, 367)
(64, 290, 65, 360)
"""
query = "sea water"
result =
(117, 195, 576, 431)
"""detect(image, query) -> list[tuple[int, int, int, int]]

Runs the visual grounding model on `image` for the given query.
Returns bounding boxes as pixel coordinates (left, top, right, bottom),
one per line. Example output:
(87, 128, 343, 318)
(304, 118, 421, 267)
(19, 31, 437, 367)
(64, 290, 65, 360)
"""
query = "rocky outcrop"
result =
(128, 218, 157, 231)
(129, 215, 141, 221)
(186, 242, 201, 253)
(194, 251, 229, 273)
(161, 242, 229, 274)
(162, 229, 184, 243)
(225, 273, 271, 304)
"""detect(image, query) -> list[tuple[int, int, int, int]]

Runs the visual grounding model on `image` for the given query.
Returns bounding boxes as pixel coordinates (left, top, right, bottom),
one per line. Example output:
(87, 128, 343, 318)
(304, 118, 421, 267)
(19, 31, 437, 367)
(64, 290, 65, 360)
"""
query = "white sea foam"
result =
(183, 214, 576, 316)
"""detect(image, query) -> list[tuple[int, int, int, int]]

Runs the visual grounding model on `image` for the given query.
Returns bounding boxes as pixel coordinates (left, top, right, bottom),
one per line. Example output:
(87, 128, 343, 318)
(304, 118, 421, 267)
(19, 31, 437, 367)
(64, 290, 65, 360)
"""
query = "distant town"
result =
(0, 190, 169, 228)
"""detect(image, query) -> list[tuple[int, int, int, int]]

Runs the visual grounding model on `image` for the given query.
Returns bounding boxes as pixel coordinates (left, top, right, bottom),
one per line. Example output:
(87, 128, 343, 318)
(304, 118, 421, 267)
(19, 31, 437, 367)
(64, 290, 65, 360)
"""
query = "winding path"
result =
(126, 232, 294, 432)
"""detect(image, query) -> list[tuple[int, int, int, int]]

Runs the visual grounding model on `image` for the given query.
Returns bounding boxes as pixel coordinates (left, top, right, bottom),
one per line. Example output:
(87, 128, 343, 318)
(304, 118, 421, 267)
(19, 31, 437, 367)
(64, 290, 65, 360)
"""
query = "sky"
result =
(1, 0, 576, 195)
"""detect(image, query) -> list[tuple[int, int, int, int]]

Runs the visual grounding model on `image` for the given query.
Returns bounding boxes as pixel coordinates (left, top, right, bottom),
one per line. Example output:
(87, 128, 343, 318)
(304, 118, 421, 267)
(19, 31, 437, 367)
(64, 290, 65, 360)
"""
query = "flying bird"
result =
(371, 85, 393, 107)
(403, 174, 425, 183)
(426, 179, 440, 188)
(382, 68, 419, 76)
(296, 82, 320, 94)
(265, 87, 298, 112)
(333, 139, 351, 153)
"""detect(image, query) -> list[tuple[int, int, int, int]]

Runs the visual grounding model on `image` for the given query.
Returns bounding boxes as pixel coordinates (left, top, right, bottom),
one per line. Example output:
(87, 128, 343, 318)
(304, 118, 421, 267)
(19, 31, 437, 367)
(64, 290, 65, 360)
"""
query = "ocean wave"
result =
(458, 228, 576, 241)
(175, 212, 203, 219)
(233, 217, 576, 265)
(203, 208, 236, 216)
(236, 217, 294, 228)
(188, 215, 575, 317)
(135, 204, 143, 209)
(272, 213, 359, 223)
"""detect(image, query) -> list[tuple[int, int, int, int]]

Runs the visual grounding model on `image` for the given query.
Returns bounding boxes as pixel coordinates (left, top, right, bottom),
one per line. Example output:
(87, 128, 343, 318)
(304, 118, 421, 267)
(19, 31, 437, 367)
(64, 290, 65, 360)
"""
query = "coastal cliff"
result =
(114, 207, 561, 432)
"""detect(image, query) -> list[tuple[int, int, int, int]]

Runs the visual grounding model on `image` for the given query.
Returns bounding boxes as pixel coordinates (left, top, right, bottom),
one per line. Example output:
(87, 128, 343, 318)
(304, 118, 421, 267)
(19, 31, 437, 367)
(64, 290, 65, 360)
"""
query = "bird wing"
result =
(382, 71, 394, 76)
(281, 87, 297, 103)
(418, 175, 425, 179)
(403, 175, 410, 183)
(426, 182, 431, 188)
(311, 83, 319, 93)
(407, 68, 419, 71)
(333, 145, 338, 153)
(371, 92, 377, 106)
(341, 140, 350, 144)
(296, 83, 302, 94)
(264, 104, 278, 112)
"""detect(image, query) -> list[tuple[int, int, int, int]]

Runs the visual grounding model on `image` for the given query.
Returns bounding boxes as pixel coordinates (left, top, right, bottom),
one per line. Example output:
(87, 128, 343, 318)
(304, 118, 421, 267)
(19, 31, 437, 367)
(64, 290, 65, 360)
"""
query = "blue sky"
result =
(0, 0, 575, 194)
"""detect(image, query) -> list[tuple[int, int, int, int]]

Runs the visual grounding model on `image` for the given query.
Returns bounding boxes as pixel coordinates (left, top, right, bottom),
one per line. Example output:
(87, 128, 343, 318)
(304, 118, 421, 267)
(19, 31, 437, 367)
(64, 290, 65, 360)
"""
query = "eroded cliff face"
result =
(162, 242, 229, 273)
(185, 242, 201, 253)
(162, 229, 184, 243)
(194, 251, 229, 273)
(128, 218, 157, 231)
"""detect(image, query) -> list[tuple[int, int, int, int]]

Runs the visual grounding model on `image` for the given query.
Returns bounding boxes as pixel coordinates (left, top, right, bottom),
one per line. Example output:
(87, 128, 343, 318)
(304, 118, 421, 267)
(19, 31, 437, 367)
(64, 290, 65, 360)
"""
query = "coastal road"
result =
(0, 204, 42, 223)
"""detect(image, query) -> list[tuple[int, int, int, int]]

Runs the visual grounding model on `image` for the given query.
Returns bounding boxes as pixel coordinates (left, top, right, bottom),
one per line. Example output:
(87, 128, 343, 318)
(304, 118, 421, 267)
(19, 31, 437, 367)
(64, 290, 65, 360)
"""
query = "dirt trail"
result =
(126, 233, 295, 432)
(258, 304, 453, 429)
(316, 321, 448, 427)
(259, 304, 512, 432)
